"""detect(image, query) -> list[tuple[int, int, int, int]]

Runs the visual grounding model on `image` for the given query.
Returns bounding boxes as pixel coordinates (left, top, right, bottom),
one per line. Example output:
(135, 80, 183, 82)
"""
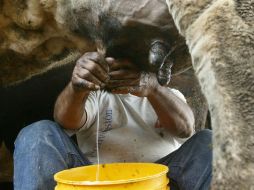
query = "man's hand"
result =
(105, 57, 193, 137)
(72, 52, 109, 91)
(54, 52, 110, 130)
(106, 58, 160, 97)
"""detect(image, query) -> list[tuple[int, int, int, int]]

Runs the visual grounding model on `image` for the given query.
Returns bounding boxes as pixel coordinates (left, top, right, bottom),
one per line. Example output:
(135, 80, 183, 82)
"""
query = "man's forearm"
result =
(54, 82, 90, 130)
(147, 86, 194, 138)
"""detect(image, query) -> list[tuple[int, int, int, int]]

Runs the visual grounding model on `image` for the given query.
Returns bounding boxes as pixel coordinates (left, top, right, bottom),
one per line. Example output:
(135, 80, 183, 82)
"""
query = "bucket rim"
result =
(54, 162, 169, 186)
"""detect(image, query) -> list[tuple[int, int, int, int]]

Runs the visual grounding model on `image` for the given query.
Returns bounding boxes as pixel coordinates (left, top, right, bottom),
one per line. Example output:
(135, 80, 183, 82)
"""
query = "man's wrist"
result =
(69, 82, 90, 97)
(147, 84, 161, 98)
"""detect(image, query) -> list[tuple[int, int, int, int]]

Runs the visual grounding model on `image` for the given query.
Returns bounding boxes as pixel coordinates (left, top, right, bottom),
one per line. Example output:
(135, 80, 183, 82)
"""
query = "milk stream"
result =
(96, 99, 100, 181)
(69, 0, 104, 181)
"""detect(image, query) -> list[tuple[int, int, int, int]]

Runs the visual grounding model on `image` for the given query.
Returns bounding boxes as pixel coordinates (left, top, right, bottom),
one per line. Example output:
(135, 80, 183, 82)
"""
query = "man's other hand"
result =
(106, 58, 160, 97)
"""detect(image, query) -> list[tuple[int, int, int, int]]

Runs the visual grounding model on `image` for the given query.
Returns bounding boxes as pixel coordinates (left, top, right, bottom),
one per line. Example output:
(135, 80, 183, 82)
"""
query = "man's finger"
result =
(111, 87, 129, 94)
(72, 75, 100, 91)
(79, 59, 109, 82)
(107, 78, 140, 88)
(109, 70, 140, 80)
(111, 86, 140, 94)
(107, 58, 138, 71)
(79, 52, 109, 73)
(76, 69, 105, 88)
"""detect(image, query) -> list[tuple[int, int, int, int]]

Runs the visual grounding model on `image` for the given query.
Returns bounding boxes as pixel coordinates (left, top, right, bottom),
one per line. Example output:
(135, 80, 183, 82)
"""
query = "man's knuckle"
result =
(82, 69, 90, 77)
(87, 52, 99, 60)
(84, 52, 93, 57)
(81, 52, 96, 63)
(89, 63, 96, 71)
(72, 78, 81, 87)
(76, 59, 84, 67)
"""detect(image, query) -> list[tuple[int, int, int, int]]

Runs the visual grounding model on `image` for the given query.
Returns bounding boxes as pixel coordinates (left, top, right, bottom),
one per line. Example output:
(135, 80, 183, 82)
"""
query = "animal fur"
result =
(166, 0, 254, 188)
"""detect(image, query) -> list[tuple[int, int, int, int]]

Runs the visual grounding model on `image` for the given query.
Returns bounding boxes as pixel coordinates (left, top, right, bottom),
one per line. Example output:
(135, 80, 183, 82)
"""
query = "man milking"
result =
(14, 51, 212, 190)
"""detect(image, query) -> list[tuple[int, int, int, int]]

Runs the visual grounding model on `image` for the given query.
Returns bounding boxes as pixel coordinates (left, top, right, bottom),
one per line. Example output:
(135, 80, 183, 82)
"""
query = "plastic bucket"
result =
(54, 163, 169, 190)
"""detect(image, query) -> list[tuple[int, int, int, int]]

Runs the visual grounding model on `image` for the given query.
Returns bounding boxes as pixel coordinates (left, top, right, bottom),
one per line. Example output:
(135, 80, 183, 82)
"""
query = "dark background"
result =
(0, 64, 74, 152)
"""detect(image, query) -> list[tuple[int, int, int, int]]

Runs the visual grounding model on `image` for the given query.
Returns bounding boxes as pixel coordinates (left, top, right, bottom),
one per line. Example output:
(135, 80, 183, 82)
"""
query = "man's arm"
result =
(147, 86, 194, 138)
(54, 52, 109, 130)
(54, 83, 90, 130)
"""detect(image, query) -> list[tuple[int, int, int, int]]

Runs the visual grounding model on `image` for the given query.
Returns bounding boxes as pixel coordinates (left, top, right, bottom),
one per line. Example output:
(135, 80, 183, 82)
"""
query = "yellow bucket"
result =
(54, 163, 169, 190)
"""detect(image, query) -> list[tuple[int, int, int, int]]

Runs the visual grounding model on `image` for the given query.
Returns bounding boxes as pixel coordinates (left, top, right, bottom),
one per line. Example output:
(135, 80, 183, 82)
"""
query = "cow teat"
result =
(149, 40, 173, 86)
